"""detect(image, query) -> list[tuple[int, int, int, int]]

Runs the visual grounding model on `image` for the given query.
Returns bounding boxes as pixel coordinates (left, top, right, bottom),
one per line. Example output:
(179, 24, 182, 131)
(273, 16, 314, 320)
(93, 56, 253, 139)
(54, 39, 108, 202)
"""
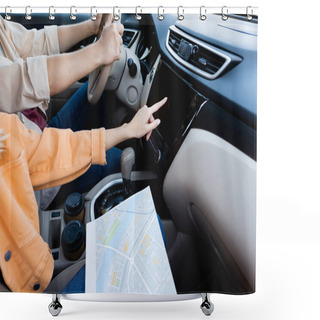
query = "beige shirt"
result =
(0, 16, 60, 133)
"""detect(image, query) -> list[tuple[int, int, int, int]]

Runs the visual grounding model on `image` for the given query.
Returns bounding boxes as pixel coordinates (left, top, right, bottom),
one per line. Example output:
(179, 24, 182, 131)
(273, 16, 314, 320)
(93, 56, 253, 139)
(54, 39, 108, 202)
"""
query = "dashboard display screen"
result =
(147, 62, 196, 147)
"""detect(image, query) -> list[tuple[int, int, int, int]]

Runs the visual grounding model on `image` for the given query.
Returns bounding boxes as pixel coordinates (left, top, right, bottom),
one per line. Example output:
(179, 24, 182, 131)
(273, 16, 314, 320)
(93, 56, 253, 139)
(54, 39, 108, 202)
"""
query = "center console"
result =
(39, 59, 207, 293)
(144, 61, 207, 176)
(39, 169, 157, 292)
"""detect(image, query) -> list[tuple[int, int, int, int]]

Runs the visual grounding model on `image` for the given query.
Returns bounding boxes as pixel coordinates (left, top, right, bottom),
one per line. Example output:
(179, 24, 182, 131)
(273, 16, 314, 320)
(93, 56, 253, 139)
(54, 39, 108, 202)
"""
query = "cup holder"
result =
(94, 182, 126, 220)
(40, 171, 157, 278)
(86, 172, 157, 222)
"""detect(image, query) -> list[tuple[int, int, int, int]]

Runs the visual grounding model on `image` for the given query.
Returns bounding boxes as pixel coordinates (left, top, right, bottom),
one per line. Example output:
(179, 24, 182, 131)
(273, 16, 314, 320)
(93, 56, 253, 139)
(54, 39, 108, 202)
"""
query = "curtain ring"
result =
(158, 6, 164, 21)
(70, 6, 77, 20)
(90, 7, 97, 21)
(200, 6, 207, 21)
(135, 6, 142, 20)
(177, 6, 184, 21)
(49, 6, 55, 20)
(25, 6, 32, 20)
(113, 6, 120, 21)
(5, 6, 11, 20)
(246, 6, 253, 21)
(221, 6, 228, 21)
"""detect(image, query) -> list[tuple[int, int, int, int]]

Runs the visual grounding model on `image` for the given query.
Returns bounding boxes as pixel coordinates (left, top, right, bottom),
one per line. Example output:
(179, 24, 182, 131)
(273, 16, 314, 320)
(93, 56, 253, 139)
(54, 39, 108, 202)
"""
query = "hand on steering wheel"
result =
(87, 14, 124, 105)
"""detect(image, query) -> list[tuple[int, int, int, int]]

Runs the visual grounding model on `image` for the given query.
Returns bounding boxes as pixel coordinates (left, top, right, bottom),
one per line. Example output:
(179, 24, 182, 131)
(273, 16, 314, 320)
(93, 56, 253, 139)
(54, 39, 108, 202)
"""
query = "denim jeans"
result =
(48, 82, 122, 195)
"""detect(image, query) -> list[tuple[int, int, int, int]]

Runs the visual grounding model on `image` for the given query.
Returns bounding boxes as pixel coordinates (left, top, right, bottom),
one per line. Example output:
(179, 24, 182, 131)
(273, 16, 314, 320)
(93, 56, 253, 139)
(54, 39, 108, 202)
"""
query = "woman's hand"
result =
(127, 97, 167, 140)
(104, 98, 167, 151)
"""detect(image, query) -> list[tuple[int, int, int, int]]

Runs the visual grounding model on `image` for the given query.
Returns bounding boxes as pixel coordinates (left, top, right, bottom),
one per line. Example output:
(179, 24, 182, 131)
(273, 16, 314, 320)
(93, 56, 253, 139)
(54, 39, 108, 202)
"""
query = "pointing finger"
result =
(149, 97, 167, 114)
(146, 119, 161, 139)
(146, 114, 155, 140)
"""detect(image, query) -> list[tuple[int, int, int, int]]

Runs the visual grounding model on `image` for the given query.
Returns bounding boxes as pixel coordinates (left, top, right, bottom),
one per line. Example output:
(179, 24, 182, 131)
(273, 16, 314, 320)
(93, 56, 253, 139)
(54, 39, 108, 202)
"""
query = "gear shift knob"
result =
(121, 147, 135, 196)
(121, 147, 135, 180)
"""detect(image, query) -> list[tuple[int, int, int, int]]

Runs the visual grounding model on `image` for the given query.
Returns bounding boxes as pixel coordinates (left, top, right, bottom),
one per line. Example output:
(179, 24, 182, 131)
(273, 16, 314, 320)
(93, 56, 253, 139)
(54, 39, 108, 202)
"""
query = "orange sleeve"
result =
(0, 113, 107, 190)
(25, 127, 107, 190)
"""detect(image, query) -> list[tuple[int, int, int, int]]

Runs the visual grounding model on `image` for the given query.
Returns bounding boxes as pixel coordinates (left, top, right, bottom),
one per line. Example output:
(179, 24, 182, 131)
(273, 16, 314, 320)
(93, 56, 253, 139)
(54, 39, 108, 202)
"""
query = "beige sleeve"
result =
(0, 55, 51, 113)
(2, 17, 60, 58)
(0, 17, 60, 113)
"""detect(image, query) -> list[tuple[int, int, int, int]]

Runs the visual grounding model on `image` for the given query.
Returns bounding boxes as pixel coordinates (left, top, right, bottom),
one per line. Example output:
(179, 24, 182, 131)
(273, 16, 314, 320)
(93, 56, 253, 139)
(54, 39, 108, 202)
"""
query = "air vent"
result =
(167, 26, 239, 80)
(122, 29, 138, 48)
(168, 30, 182, 53)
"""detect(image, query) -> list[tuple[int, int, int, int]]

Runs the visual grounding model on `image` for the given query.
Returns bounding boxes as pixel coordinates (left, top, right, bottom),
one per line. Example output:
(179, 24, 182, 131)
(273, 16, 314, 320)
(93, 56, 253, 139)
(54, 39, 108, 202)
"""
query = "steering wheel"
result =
(87, 64, 112, 105)
(87, 14, 144, 110)
(87, 14, 118, 105)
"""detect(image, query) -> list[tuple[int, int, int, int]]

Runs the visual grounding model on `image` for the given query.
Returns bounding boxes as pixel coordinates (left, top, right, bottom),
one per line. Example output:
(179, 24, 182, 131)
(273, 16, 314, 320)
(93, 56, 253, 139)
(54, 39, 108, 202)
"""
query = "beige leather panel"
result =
(163, 128, 256, 288)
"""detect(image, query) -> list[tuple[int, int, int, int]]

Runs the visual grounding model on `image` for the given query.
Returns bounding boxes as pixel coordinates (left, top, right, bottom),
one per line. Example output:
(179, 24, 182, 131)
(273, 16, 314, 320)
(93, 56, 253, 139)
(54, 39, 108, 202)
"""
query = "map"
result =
(86, 186, 177, 294)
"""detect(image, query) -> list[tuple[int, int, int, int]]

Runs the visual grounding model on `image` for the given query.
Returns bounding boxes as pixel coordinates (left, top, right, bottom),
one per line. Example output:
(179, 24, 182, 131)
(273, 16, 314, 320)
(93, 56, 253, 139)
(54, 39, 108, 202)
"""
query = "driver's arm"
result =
(0, 15, 59, 58)
(57, 15, 103, 53)
(47, 21, 123, 96)
(0, 15, 123, 114)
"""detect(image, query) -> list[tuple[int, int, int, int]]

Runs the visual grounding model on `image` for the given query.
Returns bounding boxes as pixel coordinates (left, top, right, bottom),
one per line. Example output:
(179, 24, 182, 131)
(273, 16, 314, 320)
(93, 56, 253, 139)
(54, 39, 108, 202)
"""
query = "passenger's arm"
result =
(23, 98, 166, 190)
(104, 99, 166, 150)
(27, 127, 106, 190)
(0, 129, 9, 159)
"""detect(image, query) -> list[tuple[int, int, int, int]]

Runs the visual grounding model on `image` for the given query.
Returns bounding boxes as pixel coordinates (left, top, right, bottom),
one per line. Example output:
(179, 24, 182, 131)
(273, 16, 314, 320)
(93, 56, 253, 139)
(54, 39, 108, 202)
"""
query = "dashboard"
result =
(9, 12, 257, 131)
(121, 14, 257, 128)
(121, 13, 257, 173)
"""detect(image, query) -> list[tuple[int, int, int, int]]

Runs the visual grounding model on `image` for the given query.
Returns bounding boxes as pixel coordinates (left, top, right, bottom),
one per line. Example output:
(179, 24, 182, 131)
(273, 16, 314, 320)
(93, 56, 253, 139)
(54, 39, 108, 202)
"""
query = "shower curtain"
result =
(0, 7, 257, 298)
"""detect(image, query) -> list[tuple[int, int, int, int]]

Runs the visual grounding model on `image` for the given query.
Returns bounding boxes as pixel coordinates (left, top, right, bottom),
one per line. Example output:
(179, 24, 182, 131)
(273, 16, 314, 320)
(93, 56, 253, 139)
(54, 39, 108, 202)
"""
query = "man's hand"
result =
(49, 14, 124, 96)
(97, 17, 124, 65)
(91, 14, 103, 35)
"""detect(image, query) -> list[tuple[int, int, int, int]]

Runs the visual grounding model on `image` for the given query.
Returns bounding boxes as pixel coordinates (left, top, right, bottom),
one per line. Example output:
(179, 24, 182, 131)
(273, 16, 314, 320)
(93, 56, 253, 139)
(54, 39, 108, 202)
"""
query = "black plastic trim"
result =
(192, 100, 256, 161)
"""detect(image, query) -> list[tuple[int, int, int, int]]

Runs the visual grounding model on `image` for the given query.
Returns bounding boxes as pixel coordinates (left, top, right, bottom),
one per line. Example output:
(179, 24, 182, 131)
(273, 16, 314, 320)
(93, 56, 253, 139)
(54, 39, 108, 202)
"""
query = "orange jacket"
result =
(0, 112, 106, 292)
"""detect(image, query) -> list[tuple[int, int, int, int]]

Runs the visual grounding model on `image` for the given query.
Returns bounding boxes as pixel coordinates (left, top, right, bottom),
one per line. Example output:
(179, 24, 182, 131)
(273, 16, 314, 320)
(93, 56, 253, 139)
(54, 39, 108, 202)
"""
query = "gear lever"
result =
(121, 147, 135, 197)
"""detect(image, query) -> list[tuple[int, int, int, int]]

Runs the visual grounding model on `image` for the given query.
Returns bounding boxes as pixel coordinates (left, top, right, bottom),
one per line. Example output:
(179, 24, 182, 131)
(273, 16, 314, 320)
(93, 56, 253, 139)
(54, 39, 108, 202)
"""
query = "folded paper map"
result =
(86, 186, 177, 294)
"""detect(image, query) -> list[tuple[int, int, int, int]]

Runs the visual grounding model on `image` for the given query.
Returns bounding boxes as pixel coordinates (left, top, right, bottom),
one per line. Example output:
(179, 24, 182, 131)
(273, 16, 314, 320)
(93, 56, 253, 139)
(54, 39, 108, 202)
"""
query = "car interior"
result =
(0, 12, 257, 295)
